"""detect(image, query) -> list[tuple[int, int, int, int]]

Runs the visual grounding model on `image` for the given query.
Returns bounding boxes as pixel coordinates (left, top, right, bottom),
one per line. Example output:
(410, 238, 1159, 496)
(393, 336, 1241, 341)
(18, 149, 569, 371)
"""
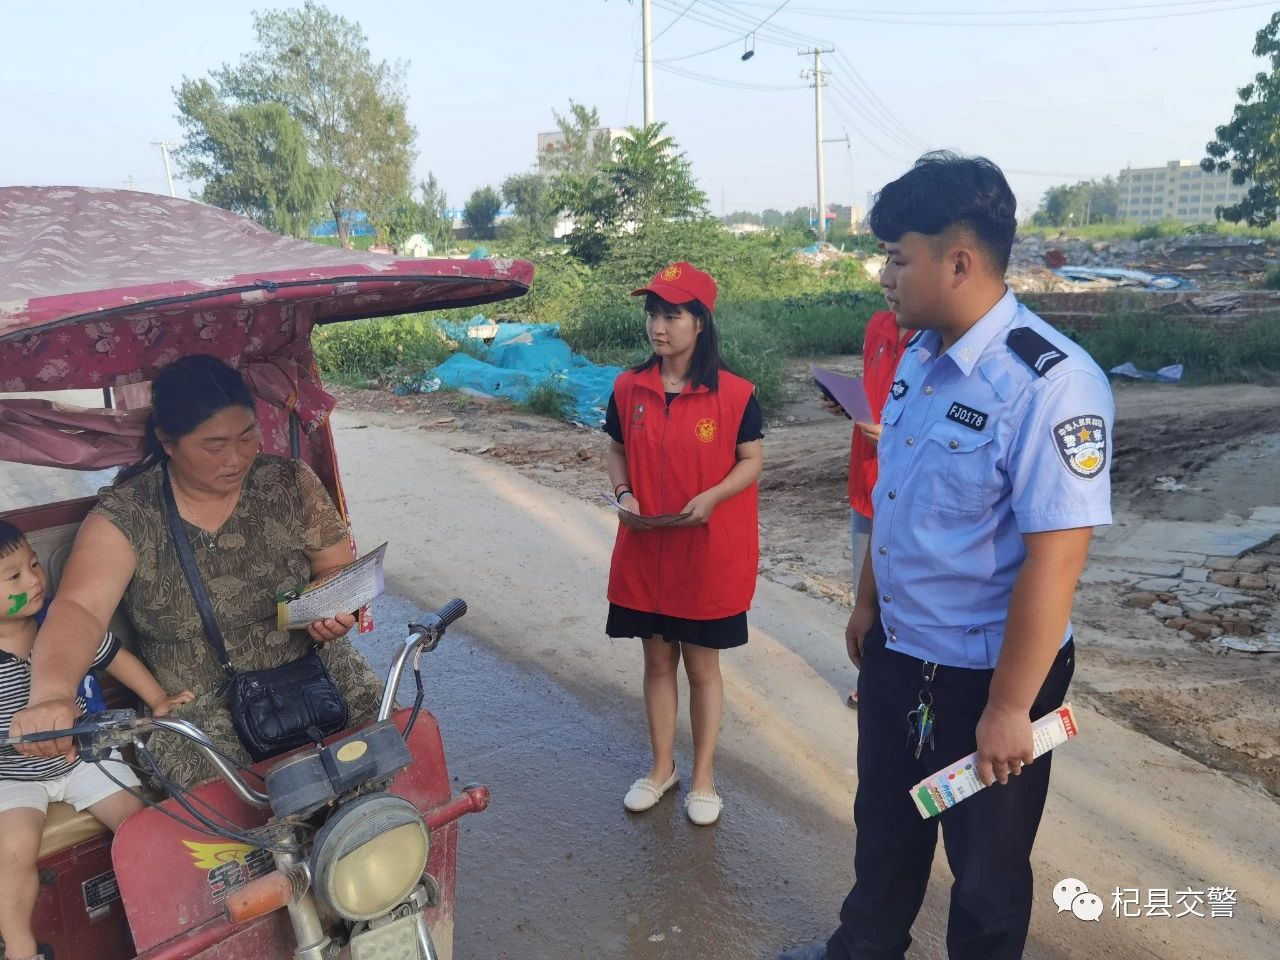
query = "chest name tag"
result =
(945, 402, 989, 432)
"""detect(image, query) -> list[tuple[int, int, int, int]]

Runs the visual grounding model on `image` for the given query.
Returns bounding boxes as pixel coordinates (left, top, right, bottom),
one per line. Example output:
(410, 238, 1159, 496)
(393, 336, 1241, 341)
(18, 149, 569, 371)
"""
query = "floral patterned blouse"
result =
(92, 454, 382, 786)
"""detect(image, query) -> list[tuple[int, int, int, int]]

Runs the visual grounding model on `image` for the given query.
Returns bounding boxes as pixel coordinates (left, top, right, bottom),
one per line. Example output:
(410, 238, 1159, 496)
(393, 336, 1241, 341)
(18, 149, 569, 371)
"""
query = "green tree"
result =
(1203, 11, 1280, 226)
(463, 186, 502, 240)
(1031, 177, 1118, 227)
(502, 171, 557, 241)
(174, 88, 326, 237)
(383, 174, 451, 253)
(176, 1, 416, 246)
(557, 122, 709, 265)
(541, 101, 615, 180)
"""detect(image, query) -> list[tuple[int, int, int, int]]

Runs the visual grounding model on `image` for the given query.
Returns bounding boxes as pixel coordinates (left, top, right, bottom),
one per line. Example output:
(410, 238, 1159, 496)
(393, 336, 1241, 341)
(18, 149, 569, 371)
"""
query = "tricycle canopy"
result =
(0, 187, 532, 478)
(0, 186, 532, 393)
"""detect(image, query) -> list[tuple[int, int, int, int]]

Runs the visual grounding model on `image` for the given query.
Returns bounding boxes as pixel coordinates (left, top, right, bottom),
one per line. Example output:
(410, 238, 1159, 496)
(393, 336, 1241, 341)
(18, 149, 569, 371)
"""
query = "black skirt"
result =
(605, 603, 748, 650)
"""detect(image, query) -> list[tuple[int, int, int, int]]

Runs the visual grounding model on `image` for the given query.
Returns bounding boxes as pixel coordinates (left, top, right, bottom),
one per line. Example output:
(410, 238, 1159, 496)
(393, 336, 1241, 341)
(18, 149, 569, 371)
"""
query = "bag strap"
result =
(162, 464, 235, 677)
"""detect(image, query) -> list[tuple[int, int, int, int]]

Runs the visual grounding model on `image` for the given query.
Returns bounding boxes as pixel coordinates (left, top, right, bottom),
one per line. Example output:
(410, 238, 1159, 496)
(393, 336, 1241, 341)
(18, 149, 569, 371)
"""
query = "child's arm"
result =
(103, 650, 194, 717)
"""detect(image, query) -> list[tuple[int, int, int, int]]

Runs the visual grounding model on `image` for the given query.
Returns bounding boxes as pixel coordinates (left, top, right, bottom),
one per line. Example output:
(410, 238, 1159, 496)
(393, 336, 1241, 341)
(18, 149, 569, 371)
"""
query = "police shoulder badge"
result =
(695, 418, 716, 443)
(891, 378, 909, 400)
(1052, 415, 1107, 479)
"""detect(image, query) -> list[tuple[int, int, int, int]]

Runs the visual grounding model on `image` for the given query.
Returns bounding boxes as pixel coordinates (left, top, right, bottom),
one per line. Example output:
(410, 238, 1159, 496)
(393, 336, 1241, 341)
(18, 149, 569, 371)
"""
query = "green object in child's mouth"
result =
(6, 593, 28, 615)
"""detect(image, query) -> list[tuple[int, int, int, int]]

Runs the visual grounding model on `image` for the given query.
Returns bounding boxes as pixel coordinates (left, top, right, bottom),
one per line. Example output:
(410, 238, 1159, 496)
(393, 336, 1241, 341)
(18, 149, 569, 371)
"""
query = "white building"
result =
(1117, 160, 1251, 225)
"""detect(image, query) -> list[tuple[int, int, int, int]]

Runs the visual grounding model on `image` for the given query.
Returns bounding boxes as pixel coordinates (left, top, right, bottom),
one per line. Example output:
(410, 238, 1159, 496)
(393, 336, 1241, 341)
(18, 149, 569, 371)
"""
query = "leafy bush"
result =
(1265, 264, 1280, 290)
(312, 314, 453, 386)
(1070, 308, 1280, 381)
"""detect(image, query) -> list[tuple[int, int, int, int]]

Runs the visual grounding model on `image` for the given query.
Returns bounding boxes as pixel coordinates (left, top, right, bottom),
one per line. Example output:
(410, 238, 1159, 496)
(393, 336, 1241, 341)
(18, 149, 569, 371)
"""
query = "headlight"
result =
(311, 794, 430, 921)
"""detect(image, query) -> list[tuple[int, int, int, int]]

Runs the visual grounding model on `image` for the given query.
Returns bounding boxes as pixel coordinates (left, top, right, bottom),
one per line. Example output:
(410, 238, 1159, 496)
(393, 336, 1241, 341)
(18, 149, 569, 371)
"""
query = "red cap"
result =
(630, 262, 717, 313)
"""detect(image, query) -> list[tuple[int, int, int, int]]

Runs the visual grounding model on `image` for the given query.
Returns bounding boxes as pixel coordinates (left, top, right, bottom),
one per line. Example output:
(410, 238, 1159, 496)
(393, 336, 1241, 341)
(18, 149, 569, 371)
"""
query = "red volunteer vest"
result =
(607, 365, 759, 620)
(849, 311, 915, 518)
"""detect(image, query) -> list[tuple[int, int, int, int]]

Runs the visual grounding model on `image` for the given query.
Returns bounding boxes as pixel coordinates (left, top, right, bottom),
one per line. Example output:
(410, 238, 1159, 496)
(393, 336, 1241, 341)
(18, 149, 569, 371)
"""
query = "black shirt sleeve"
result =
(603, 392, 623, 443)
(737, 394, 764, 443)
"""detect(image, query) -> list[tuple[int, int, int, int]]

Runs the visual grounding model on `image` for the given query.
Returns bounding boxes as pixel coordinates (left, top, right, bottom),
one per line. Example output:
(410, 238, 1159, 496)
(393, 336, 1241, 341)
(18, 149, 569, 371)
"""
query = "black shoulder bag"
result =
(162, 466, 349, 762)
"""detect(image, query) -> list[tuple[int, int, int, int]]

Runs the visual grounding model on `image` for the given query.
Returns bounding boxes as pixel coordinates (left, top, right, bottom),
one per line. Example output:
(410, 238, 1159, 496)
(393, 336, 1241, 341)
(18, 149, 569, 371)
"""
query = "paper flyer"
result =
(811, 364, 874, 423)
(276, 542, 388, 630)
(600, 492, 692, 527)
(911, 704, 1080, 819)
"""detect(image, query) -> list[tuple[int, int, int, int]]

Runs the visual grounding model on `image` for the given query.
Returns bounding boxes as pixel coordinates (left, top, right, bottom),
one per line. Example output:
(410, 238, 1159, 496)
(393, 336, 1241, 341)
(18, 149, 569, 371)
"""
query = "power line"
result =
(726, 0, 1251, 15)
(726, 0, 1276, 27)
(656, 61, 807, 90)
(645, 37, 741, 63)
(651, 0, 702, 44)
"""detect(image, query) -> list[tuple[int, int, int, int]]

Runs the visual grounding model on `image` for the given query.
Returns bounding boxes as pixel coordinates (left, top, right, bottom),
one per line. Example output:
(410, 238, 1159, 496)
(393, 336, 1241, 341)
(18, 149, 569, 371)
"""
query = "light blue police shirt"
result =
(870, 288, 1113, 669)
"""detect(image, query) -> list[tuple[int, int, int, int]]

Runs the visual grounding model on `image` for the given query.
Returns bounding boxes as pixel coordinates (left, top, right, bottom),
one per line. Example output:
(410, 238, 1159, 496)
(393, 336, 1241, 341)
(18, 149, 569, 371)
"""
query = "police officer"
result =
(780, 152, 1113, 960)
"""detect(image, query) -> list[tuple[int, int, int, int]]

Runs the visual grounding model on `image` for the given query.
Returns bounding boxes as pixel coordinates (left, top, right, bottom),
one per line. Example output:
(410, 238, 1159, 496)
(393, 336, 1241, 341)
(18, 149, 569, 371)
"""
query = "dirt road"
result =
(336, 408, 1280, 960)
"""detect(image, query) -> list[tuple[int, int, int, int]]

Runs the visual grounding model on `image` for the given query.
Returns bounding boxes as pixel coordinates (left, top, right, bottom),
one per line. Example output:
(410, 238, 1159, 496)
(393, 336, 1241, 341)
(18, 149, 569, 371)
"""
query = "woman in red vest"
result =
(603, 263, 764, 827)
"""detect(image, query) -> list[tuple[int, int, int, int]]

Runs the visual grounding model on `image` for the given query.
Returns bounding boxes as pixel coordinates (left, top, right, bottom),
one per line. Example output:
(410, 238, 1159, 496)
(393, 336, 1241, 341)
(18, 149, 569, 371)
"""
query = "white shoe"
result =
(685, 789, 723, 826)
(623, 767, 679, 812)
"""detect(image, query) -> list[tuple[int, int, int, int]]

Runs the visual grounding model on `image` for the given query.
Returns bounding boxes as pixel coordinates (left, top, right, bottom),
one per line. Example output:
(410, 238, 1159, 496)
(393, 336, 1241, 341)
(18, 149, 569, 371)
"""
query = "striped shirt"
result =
(0, 632, 120, 781)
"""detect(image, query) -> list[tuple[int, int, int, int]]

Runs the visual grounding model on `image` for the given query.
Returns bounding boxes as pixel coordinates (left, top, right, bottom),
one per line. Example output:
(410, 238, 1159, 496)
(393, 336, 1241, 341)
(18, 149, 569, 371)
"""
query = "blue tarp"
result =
(407, 317, 622, 426)
(1053, 266, 1192, 290)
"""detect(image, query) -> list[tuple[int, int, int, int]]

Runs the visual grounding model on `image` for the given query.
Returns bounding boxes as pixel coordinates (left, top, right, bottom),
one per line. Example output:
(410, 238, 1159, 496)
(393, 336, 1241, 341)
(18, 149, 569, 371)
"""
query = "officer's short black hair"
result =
(869, 151, 1018, 274)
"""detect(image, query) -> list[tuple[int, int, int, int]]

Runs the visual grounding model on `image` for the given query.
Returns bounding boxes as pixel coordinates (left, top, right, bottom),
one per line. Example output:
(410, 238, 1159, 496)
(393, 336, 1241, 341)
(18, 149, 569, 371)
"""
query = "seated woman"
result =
(12, 355, 383, 788)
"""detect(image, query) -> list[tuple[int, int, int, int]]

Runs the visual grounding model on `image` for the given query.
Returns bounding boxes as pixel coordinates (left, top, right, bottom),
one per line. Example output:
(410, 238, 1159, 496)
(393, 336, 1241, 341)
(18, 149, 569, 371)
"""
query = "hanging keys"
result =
(907, 696, 936, 759)
(906, 661, 940, 759)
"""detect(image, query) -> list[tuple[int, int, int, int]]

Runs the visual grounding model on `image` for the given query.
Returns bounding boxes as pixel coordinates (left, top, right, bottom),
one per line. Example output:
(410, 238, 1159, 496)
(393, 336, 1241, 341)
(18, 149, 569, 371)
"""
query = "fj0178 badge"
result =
(1053, 415, 1107, 478)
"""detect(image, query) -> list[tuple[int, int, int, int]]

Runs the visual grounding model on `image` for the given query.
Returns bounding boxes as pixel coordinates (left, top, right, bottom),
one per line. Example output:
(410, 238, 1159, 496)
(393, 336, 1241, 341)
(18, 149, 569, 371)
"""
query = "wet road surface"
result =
(359, 593, 876, 960)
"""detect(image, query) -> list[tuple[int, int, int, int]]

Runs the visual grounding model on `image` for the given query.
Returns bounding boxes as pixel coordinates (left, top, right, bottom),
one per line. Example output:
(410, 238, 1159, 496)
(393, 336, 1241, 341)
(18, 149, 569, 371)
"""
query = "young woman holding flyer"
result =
(601, 263, 764, 827)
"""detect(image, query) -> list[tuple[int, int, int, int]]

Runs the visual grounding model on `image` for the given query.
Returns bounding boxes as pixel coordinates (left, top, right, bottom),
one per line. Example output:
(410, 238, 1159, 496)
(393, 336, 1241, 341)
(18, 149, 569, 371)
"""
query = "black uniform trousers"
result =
(826, 622, 1075, 960)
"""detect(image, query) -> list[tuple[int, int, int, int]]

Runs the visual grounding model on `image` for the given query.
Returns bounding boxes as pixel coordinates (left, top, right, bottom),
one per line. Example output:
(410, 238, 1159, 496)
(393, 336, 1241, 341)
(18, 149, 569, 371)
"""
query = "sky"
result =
(1, 0, 1273, 222)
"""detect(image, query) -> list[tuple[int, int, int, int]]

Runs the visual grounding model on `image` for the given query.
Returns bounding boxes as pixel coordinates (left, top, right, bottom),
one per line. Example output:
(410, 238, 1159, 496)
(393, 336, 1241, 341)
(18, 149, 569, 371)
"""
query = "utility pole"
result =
(800, 47, 835, 242)
(642, 0, 654, 126)
(152, 141, 177, 197)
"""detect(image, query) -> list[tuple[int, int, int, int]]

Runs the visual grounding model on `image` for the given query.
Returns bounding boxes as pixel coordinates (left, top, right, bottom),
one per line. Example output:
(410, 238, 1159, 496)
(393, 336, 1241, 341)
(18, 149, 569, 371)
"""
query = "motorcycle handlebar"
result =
(377, 598, 468, 722)
(436, 597, 467, 631)
(6, 599, 470, 805)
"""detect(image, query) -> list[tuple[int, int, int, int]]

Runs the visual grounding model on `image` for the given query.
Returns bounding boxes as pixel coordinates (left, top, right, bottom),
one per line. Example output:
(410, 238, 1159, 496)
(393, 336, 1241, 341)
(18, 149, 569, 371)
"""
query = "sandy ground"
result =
(331, 370, 1280, 805)
(332, 409, 1279, 959)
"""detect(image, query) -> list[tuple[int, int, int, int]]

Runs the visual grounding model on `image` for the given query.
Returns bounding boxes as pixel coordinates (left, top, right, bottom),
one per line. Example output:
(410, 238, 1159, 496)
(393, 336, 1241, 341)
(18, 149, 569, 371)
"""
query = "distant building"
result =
(536, 127, 628, 167)
(1117, 160, 1251, 225)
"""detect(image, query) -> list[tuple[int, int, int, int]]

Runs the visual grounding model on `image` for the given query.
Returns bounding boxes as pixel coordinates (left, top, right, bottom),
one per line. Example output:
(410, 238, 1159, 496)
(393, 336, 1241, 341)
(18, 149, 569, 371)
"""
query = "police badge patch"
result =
(1052, 415, 1108, 479)
(891, 378, 909, 400)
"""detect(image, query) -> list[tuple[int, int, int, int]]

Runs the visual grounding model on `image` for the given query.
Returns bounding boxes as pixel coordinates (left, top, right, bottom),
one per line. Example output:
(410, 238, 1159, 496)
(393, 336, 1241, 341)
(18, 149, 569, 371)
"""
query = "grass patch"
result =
(1069, 309, 1280, 382)
(520, 381, 573, 420)
(1032, 219, 1280, 243)
(312, 314, 454, 387)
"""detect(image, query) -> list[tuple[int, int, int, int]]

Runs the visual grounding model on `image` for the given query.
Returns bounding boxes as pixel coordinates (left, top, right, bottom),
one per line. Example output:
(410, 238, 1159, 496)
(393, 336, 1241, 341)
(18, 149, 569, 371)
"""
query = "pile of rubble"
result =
(1009, 232, 1277, 294)
(1122, 551, 1278, 644)
(1087, 507, 1280, 653)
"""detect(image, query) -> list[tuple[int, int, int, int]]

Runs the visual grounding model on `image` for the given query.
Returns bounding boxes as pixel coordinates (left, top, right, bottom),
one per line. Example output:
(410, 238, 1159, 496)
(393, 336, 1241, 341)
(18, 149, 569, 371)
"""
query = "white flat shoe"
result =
(685, 790, 723, 826)
(624, 768, 679, 812)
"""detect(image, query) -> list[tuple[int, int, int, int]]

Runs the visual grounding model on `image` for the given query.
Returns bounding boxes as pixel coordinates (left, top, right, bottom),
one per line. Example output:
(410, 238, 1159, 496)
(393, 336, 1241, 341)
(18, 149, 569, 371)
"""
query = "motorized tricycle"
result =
(0, 185, 535, 960)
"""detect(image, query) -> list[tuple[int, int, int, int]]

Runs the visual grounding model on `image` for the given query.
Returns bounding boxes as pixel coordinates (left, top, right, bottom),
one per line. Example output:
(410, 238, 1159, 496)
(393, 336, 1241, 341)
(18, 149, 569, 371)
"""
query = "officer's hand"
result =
(819, 395, 847, 418)
(10, 697, 81, 762)
(845, 602, 877, 668)
(975, 703, 1035, 786)
(617, 493, 648, 530)
(856, 421, 882, 446)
